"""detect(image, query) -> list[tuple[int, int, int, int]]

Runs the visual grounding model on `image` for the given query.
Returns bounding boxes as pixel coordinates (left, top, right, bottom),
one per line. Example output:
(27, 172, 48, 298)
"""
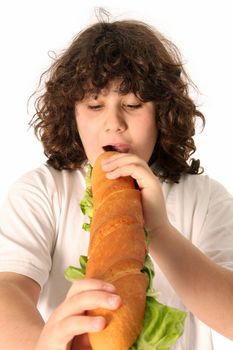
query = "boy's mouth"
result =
(103, 144, 130, 153)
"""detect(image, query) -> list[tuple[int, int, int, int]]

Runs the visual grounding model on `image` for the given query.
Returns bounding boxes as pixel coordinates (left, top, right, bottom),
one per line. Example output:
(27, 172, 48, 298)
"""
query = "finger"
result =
(67, 278, 116, 299)
(101, 153, 141, 170)
(105, 162, 141, 179)
(102, 154, 149, 179)
(72, 333, 91, 349)
(52, 315, 106, 346)
(58, 290, 121, 320)
(101, 152, 129, 164)
(63, 315, 106, 336)
(106, 162, 150, 184)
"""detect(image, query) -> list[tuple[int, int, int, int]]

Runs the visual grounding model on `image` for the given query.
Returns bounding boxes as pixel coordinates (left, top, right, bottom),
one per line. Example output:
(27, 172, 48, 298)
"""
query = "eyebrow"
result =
(91, 88, 121, 100)
(112, 87, 121, 93)
(87, 86, 137, 100)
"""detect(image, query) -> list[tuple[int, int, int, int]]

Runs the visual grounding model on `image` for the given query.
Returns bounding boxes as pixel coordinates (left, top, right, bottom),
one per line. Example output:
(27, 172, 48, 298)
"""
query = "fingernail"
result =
(108, 295, 121, 306)
(106, 172, 114, 179)
(103, 283, 116, 292)
(92, 317, 105, 331)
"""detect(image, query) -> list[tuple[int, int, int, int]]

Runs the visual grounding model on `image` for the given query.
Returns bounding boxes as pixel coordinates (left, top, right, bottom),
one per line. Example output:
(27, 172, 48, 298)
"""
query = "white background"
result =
(0, 1, 232, 348)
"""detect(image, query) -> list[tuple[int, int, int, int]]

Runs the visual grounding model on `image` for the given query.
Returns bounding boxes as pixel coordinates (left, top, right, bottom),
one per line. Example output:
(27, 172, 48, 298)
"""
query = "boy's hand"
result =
(35, 278, 121, 350)
(101, 152, 169, 234)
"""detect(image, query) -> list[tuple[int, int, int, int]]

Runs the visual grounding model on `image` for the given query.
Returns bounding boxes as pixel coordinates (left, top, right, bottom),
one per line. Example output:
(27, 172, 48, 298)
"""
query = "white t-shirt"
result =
(0, 164, 233, 350)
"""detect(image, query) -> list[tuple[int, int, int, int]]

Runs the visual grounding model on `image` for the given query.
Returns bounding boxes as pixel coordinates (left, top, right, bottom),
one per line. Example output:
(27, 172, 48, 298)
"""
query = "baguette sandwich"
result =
(65, 151, 186, 350)
(86, 151, 148, 349)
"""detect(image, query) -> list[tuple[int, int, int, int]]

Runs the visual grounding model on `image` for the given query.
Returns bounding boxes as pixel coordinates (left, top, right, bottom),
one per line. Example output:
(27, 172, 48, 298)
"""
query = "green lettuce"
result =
(64, 255, 88, 282)
(79, 164, 93, 231)
(131, 296, 186, 350)
(65, 163, 186, 349)
(131, 254, 186, 349)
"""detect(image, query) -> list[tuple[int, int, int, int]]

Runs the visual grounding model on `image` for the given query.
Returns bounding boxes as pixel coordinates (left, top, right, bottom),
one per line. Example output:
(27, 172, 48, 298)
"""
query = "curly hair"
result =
(29, 19, 205, 183)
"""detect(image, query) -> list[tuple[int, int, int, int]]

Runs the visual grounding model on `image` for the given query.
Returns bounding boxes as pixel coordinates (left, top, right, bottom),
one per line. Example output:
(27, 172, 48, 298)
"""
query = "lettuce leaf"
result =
(142, 253, 157, 298)
(64, 255, 87, 282)
(131, 297, 186, 350)
(80, 164, 93, 231)
(129, 253, 186, 349)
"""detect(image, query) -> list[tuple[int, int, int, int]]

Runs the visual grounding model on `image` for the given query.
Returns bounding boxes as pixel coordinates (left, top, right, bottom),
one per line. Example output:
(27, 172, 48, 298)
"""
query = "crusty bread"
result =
(86, 152, 148, 350)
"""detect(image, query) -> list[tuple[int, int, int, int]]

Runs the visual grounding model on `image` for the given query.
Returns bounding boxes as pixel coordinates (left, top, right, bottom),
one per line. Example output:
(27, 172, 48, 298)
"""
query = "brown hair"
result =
(30, 18, 205, 183)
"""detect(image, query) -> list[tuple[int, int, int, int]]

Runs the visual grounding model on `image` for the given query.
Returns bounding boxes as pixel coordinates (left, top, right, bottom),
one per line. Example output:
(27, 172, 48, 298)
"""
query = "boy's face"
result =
(75, 80, 157, 165)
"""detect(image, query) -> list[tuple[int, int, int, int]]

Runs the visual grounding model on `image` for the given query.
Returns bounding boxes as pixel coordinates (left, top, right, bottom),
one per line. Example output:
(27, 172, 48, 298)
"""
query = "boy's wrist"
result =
(147, 220, 173, 243)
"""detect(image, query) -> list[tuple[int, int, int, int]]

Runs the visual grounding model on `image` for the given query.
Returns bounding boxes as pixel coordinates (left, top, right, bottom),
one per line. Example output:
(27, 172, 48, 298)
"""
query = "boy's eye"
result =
(87, 103, 142, 110)
(88, 105, 102, 110)
(126, 104, 142, 109)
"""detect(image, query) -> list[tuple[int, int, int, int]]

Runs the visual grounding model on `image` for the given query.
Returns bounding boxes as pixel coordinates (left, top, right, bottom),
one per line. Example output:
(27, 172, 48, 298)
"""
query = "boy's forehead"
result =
(101, 81, 121, 95)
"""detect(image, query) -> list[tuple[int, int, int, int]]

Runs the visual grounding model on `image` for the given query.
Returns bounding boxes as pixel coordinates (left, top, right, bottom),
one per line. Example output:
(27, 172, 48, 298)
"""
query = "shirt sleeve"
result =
(0, 166, 58, 288)
(196, 178, 233, 271)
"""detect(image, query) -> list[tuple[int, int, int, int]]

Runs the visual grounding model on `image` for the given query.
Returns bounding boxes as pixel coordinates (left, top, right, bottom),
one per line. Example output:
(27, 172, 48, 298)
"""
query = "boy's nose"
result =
(104, 110, 127, 133)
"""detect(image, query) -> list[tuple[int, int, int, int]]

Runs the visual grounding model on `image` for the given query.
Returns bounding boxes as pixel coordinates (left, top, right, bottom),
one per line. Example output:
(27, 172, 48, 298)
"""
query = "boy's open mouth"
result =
(103, 144, 130, 153)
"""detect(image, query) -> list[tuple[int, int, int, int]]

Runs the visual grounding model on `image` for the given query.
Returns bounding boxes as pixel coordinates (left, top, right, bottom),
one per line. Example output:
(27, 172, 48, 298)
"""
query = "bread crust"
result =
(85, 152, 147, 350)
(88, 273, 148, 350)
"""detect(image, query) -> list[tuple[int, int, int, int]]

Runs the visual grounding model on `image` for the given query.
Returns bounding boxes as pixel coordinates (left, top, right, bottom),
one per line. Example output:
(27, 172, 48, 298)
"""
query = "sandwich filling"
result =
(65, 163, 186, 349)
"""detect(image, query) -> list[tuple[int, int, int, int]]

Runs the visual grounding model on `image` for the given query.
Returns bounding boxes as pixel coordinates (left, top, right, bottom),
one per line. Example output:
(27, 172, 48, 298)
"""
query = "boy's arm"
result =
(0, 272, 44, 349)
(149, 223, 233, 340)
(0, 272, 122, 350)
